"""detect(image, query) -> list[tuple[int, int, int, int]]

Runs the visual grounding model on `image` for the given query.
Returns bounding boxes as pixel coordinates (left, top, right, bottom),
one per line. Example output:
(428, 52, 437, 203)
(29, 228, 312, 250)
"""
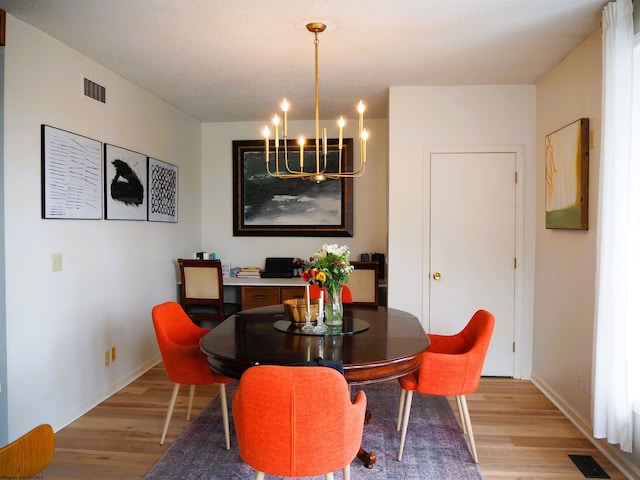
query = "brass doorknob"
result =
(433, 272, 441, 280)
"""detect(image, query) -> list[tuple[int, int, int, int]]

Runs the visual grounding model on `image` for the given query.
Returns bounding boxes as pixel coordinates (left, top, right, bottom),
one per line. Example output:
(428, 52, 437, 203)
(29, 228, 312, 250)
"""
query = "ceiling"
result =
(0, 0, 607, 122)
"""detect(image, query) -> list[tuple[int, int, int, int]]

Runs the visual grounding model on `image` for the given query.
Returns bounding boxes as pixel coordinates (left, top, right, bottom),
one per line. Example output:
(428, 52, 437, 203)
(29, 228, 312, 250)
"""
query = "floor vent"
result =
(568, 454, 611, 478)
(83, 77, 106, 103)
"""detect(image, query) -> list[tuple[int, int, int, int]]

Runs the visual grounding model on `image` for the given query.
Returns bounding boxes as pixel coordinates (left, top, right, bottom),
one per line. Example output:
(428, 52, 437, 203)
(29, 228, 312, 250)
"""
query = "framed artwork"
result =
(148, 157, 178, 223)
(104, 144, 148, 220)
(544, 118, 589, 230)
(232, 139, 353, 236)
(41, 124, 103, 219)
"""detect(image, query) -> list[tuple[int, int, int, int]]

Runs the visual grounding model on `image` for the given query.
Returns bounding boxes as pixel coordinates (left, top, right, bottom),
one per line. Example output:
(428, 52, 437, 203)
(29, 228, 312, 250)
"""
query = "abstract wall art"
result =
(147, 157, 178, 223)
(545, 118, 589, 230)
(104, 144, 147, 220)
(41, 124, 103, 220)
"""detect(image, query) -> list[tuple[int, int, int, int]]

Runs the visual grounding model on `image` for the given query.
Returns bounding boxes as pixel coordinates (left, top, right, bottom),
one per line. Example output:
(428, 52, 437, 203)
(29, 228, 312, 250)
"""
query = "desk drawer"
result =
(281, 286, 305, 302)
(242, 286, 280, 310)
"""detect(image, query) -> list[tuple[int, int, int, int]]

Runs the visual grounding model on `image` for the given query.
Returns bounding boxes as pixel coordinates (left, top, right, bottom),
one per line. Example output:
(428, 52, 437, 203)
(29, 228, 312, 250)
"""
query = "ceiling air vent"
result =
(83, 77, 106, 103)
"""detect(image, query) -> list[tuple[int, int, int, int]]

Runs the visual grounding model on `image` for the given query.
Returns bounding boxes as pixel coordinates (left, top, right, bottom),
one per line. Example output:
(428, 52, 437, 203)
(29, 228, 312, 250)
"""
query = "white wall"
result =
(388, 85, 537, 378)
(534, 31, 640, 477)
(533, 31, 601, 434)
(3, 16, 202, 440)
(200, 119, 388, 268)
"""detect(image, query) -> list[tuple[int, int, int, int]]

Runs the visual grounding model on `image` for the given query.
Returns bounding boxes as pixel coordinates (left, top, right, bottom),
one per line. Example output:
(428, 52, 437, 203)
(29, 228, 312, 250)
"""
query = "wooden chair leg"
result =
(343, 462, 351, 480)
(187, 385, 196, 421)
(325, 472, 334, 480)
(397, 388, 407, 431)
(459, 395, 478, 463)
(255, 471, 265, 480)
(397, 389, 414, 461)
(220, 383, 230, 450)
(455, 395, 467, 434)
(160, 383, 180, 445)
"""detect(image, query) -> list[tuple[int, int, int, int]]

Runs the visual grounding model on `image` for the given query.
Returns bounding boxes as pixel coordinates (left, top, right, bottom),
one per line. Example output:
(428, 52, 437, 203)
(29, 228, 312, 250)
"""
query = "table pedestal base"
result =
(356, 409, 377, 468)
(357, 447, 377, 469)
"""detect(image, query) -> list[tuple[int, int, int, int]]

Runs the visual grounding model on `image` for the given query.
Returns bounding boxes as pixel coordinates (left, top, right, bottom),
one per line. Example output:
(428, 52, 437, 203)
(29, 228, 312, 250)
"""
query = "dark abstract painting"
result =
(232, 139, 353, 236)
(104, 144, 147, 220)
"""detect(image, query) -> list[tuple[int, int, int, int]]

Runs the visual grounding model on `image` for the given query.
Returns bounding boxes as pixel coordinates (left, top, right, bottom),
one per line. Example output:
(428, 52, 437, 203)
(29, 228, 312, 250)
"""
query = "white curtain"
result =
(593, 0, 637, 453)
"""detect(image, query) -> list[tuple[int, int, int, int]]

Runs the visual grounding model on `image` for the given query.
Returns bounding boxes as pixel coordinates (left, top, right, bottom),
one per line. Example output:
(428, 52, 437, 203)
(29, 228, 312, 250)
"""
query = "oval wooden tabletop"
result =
(200, 304, 430, 385)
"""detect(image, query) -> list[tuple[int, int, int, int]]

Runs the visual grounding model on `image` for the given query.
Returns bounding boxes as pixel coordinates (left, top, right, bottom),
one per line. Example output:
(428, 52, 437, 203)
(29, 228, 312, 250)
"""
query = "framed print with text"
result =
(41, 124, 102, 219)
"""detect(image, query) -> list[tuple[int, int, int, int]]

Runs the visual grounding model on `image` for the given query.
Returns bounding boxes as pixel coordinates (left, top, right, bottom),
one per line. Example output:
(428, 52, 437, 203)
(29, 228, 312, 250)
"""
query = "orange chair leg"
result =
(160, 383, 181, 445)
(459, 395, 478, 463)
(397, 389, 414, 461)
(455, 395, 467, 434)
(343, 463, 351, 480)
(187, 385, 196, 421)
(220, 383, 230, 450)
(397, 388, 407, 431)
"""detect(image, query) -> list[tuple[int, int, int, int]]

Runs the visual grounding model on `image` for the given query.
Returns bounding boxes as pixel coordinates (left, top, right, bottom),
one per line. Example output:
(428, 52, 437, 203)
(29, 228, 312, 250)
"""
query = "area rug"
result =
(145, 380, 483, 479)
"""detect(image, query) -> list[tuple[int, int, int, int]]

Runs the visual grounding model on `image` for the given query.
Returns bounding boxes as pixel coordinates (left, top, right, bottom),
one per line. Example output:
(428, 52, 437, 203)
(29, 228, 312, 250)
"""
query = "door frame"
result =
(422, 145, 525, 378)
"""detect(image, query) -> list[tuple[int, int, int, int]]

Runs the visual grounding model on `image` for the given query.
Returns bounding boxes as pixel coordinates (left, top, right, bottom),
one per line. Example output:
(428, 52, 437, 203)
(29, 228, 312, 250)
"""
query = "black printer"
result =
(260, 257, 294, 278)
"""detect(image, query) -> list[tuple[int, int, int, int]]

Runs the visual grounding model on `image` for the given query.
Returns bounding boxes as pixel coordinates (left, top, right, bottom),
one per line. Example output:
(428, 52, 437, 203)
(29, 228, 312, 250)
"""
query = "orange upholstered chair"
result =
(0, 424, 55, 478)
(307, 284, 353, 303)
(152, 301, 232, 447)
(232, 365, 367, 480)
(396, 309, 495, 463)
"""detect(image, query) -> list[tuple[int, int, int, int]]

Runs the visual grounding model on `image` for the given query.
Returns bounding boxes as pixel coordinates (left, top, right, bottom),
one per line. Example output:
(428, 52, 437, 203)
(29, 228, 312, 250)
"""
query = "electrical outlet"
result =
(577, 371, 591, 395)
(111, 346, 116, 363)
(52, 253, 63, 272)
(583, 373, 591, 395)
(104, 350, 110, 367)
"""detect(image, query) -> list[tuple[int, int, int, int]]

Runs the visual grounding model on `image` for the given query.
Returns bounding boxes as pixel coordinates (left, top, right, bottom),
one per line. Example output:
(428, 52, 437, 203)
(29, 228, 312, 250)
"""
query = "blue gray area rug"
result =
(145, 380, 483, 479)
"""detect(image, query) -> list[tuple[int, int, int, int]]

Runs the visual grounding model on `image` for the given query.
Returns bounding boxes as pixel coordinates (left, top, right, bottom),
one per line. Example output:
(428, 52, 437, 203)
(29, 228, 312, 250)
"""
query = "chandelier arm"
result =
(266, 168, 315, 179)
(282, 142, 302, 174)
(323, 164, 366, 179)
(325, 164, 365, 178)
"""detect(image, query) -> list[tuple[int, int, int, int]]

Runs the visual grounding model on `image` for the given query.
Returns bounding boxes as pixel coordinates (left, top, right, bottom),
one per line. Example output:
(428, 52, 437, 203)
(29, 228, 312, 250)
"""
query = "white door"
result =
(428, 151, 516, 376)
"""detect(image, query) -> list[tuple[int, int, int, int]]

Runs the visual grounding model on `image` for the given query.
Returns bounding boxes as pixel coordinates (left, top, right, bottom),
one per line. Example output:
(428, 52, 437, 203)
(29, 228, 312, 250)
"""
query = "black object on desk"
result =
(260, 257, 294, 278)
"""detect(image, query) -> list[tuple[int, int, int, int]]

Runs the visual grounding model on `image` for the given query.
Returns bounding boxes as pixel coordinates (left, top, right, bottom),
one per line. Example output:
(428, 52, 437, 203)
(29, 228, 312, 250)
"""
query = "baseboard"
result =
(52, 354, 162, 433)
(531, 373, 640, 480)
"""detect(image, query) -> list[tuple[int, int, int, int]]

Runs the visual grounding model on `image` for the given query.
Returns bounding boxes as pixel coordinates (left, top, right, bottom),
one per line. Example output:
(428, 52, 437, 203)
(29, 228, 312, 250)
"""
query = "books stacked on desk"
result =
(236, 267, 262, 278)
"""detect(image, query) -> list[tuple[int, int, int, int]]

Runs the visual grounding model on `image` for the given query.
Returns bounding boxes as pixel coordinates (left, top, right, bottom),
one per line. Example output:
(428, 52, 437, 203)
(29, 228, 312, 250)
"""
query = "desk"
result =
(222, 277, 306, 310)
(221, 276, 388, 308)
(200, 303, 429, 468)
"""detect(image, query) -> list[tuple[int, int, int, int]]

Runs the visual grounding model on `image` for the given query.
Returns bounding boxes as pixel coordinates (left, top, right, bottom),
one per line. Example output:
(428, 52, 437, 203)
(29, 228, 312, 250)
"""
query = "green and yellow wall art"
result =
(545, 118, 589, 230)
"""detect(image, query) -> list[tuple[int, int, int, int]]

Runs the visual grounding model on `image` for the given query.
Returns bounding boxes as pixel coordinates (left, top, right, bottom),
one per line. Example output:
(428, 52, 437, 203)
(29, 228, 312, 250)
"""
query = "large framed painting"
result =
(148, 157, 178, 223)
(544, 118, 589, 230)
(232, 139, 353, 236)
(41, 124, 103, 219)
(104, 144, 148, 220)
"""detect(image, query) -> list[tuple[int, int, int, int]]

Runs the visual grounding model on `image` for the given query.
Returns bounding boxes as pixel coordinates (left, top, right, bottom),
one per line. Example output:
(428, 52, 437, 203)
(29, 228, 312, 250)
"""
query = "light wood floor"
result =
(39, 363, 628, 479)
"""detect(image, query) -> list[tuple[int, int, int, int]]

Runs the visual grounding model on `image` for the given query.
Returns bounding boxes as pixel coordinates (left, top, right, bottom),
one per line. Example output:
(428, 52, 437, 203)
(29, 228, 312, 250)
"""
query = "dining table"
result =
(200, 303, 430, 468)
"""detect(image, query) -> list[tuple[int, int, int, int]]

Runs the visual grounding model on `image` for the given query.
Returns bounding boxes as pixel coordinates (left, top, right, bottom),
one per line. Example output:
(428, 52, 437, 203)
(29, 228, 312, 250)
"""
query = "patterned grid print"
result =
(149, 158, 177, 222)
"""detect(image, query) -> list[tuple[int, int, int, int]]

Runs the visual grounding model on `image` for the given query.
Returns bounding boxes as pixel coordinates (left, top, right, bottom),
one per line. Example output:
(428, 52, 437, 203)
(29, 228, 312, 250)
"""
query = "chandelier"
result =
(263, 22, 368, 183)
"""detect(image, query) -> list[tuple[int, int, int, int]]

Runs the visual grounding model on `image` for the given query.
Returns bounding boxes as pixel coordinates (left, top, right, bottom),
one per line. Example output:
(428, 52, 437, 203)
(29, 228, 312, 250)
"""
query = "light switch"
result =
(52, 253, 63, 272)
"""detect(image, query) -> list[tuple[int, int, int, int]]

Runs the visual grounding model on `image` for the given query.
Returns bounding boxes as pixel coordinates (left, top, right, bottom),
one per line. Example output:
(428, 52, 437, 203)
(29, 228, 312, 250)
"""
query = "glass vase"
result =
(324, 284, 344, 326)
